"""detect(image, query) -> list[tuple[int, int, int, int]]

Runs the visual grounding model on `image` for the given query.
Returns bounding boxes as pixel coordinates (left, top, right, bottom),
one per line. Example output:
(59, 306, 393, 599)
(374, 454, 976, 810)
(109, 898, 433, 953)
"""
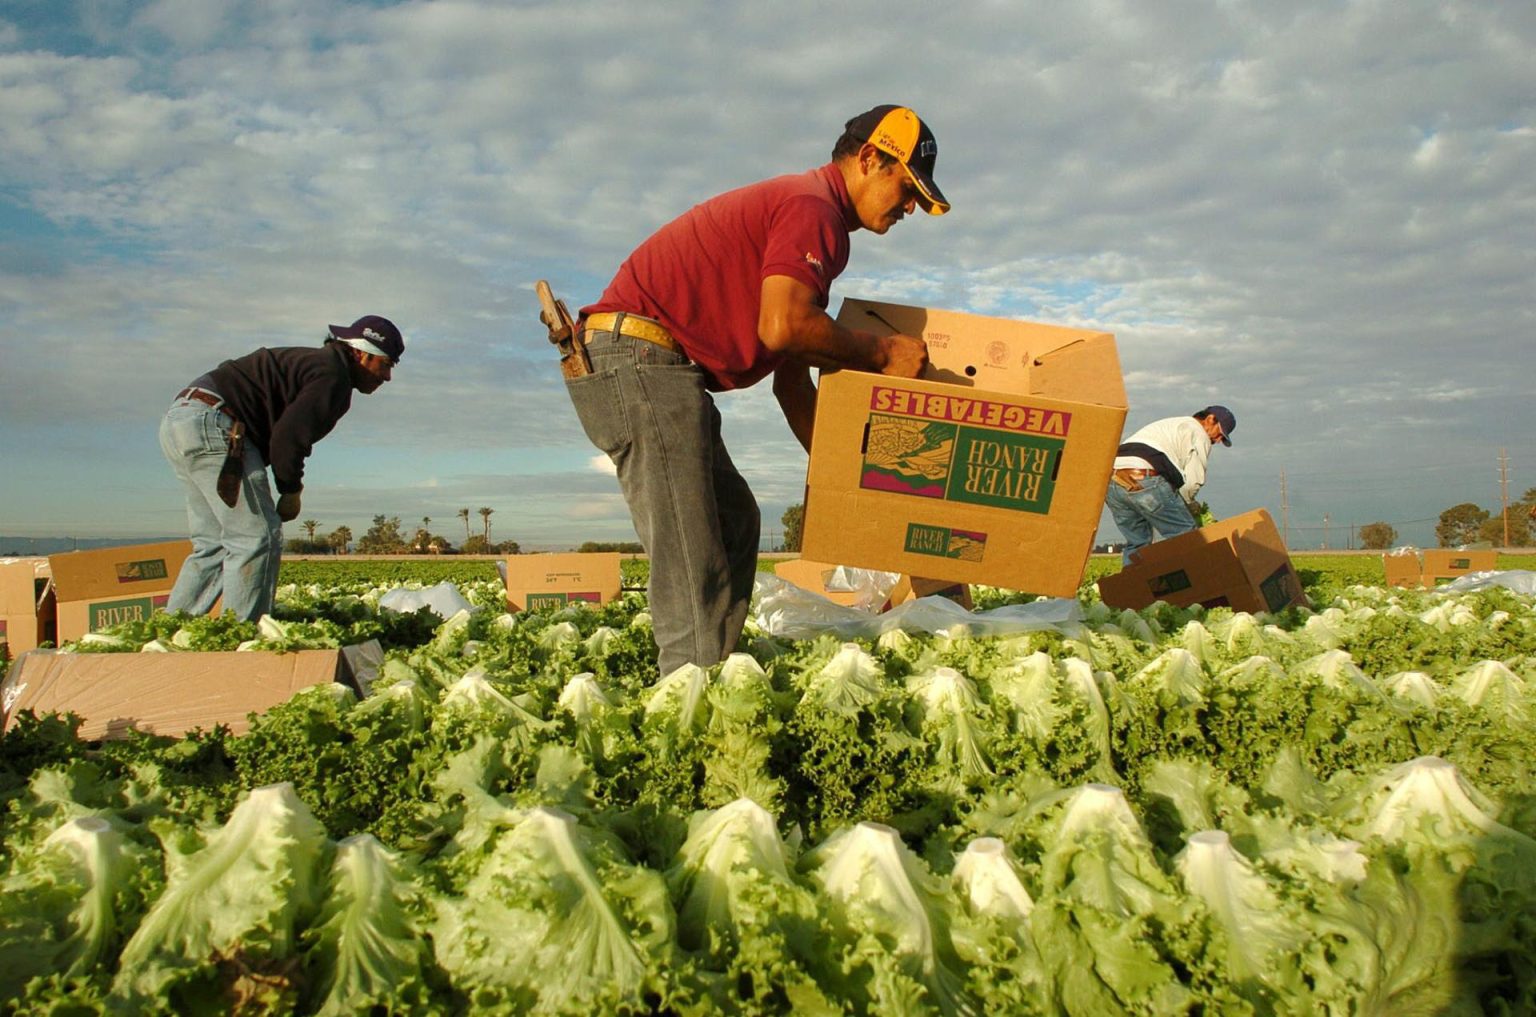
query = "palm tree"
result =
(302, 519, 320, 542)
(328, 525, 352, 555)
(458, 508, 471, 544)
(478, 506, 494, 543)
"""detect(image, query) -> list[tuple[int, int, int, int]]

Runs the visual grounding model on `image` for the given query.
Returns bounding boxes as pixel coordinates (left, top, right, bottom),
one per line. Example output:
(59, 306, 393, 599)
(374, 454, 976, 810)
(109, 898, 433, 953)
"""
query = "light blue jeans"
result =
(564, 324, 759, 676)
(159, 396, 282, 621)
(1105, 475, 1196, 565)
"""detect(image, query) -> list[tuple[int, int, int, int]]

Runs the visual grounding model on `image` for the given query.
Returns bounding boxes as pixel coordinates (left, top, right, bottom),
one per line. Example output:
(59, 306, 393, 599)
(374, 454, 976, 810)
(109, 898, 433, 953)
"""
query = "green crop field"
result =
(280, 551, 1536, 601)
(3, 550, 1533, 1013)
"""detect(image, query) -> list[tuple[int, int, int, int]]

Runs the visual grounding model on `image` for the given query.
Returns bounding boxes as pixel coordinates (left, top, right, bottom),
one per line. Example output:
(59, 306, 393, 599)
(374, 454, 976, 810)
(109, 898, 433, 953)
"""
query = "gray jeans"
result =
(564, 322, 760, 676)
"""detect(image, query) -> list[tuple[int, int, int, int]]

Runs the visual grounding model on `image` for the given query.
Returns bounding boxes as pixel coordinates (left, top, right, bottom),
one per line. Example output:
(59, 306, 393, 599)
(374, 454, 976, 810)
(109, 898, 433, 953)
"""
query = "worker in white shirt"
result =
(1105, 405, 1235, 565)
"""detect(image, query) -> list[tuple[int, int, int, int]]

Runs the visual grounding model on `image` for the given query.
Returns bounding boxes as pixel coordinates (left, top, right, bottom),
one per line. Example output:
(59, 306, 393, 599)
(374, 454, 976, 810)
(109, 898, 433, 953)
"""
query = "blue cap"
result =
(1197, 405, 1235, 446)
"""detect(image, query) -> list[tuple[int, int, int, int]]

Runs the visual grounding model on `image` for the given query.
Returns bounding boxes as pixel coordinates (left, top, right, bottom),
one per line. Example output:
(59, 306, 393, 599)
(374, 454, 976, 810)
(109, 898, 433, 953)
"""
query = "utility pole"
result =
(1499, 447, 1510, 547)
(1280, 468, 1289, 546)
(1322, 513, 1330, 550)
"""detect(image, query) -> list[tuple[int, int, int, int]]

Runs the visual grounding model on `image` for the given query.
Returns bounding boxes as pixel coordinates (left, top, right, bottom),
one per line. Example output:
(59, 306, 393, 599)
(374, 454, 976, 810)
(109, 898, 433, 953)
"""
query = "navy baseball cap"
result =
(329, 315, 404, 364)
(1197, 405, 1236, 445)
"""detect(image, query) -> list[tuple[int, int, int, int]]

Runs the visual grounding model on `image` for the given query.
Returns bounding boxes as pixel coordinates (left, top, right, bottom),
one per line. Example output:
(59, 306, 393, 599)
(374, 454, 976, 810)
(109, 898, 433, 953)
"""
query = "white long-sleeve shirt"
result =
(1113, 415, 1214, 501)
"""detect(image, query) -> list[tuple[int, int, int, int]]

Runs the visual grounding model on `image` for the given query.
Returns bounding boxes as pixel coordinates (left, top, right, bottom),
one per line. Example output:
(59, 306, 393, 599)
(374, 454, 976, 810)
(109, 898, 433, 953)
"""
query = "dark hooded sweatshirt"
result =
(200, 343, 354, 495)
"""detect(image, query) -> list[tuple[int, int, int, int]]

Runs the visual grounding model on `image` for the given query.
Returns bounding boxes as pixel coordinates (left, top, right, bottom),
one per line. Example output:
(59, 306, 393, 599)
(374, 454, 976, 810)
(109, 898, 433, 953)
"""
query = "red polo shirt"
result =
(582, 163, 857, 391)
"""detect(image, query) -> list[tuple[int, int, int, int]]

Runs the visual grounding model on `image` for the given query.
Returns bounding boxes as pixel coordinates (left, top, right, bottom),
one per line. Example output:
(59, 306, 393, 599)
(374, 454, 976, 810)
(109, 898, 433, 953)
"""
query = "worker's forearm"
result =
(767, 312, 890, 371)
(758, 275, 927, 378)
(779, 386, 816, 453)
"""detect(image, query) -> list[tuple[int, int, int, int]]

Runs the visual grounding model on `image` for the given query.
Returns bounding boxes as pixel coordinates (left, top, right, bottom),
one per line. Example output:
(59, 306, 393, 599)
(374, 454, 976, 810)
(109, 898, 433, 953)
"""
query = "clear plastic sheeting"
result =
(378, 581, 475, 620)
(753, 572, 1082, 639)
(1438, 570, 1536, 595)
(817, 565, 904, 610)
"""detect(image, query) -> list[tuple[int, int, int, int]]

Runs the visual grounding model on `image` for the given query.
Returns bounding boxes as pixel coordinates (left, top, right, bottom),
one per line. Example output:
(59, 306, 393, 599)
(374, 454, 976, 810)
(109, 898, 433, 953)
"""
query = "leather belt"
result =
(176, 387, 235, 419)
(584, 312, 684, 355)
(1111, 467, 1155, 492)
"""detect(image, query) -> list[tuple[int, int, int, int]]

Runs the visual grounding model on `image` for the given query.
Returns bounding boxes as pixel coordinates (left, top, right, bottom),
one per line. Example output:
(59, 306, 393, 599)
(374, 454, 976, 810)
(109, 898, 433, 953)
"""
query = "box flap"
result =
(0, 558, 50, 615)
(834, 298, 1126, 408)
(339, 640, 385, 694)
(1, 646, 360, 740)
(774, 558, 896, 609)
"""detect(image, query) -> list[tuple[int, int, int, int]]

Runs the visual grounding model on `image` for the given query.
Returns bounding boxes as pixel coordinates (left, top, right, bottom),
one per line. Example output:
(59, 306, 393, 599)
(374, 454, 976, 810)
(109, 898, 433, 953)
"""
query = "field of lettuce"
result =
(2, 555, 1534, 1015)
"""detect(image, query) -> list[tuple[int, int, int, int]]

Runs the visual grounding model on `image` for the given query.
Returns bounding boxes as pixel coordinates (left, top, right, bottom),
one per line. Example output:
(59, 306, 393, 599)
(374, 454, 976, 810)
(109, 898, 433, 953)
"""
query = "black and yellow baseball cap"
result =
(846, 105, 950, 215)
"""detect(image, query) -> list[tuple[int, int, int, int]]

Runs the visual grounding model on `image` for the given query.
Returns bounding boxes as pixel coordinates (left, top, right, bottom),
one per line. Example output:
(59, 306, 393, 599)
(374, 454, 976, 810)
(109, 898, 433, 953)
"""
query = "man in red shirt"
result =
(568, 105, 950, 675)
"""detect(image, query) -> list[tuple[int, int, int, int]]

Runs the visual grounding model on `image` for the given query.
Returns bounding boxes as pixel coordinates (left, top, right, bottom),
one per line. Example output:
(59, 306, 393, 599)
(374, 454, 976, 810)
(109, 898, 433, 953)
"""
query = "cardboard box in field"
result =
(1097, 508, 1309, 614)
(502, 553, 623, 612)
(1421, 548, 1497, 586)
(48, 541, 192, 643)
(0, 558, 56, 657)
(800, 299, 1127, 596)
(1379, 548, 1496, 588)
(1, 641, 382, 740)
(774, 557, 974, 611)
(1382, 550, 1424, 589)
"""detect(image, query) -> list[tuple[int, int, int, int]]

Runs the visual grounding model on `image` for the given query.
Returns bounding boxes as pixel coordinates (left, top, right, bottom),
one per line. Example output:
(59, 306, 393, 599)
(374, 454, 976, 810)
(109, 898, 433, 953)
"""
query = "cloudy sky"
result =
(1, 0, 1531, 555)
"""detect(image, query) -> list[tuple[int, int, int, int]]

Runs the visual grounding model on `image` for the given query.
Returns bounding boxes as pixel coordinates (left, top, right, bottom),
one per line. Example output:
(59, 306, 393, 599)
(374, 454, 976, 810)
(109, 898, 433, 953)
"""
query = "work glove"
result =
(276, 492, 302, 522)
(1195, 507, 1217, 527)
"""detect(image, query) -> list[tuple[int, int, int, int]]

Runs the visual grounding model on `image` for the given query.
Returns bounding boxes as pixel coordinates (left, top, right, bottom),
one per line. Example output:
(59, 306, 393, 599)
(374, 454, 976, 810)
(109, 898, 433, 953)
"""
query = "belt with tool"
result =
(584, 312, 686, 355)
(1111, 467, 1156, 491)
(537, 280, 590, 379)
(176, 387, 236, 419)
(175, 387, 245, 507)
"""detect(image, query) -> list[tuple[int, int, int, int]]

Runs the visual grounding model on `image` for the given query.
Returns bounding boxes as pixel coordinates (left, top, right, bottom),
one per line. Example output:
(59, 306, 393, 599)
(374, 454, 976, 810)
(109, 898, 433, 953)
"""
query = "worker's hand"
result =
(276, 492, 302, 522)
(878, 333, 929, 379)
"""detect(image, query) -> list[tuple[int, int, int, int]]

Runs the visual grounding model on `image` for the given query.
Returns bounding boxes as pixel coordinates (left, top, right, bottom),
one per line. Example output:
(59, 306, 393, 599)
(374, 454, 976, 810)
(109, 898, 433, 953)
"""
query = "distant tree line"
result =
(1433, 489, 1535, 548)
(1354, 487, 1536, 550)
(283, 507, 520, 555)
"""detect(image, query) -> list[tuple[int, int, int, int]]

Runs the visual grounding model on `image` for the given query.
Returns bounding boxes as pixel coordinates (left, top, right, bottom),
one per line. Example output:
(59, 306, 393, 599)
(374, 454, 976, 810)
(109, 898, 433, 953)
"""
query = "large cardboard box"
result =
(774, 558, 973, 611)
(1421, 548, 1497, 586)
(1097, 508, 1309, 614)
(1, 641, 381, 740)
(801, 299, 1126, 596)
(48, 541, 192, 643)
(0, 558, 56, 657)
(501, 553, 623, 612)
(1382, 550, 1424, 589)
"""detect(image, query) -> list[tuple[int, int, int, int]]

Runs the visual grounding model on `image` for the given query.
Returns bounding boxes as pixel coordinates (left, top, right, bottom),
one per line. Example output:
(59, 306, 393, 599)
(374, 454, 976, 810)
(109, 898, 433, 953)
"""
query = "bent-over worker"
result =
(564, 105, 950, 675)
(1105, 405, 1235, 565)
(160, 315, 403, 621)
